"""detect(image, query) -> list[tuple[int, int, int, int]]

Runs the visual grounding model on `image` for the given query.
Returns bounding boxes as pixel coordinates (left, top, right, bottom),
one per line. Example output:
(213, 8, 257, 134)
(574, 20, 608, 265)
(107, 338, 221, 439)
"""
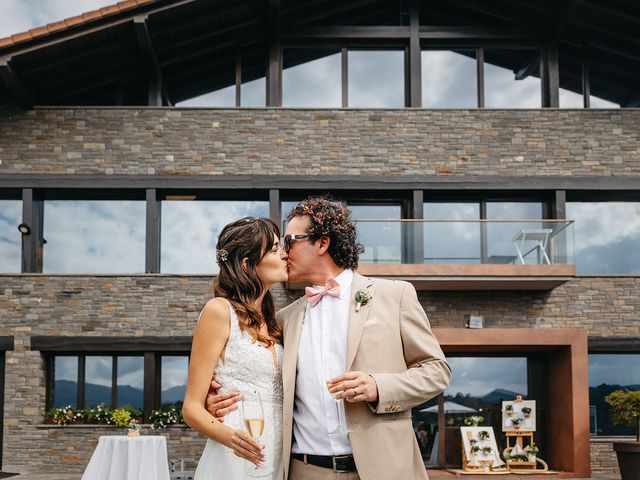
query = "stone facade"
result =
(0, 108, 638, 177)
(2, 107, 640, 477)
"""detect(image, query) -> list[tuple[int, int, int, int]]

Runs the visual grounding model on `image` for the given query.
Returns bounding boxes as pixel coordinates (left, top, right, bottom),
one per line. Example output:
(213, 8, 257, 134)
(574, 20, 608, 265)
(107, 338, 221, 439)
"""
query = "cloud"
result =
(43, 200, 146, 274)
(0, 0, 116, 38)
(589, 354, 640, 387)
(161, 356, 188, 391)
(86, 355, 112, 387)
(447, 357, 528, 397)
(422, 51, 477, 108)
(0, 200, 22, 273)
(283, 53, 341, 107)
(161, 201, 269, 273)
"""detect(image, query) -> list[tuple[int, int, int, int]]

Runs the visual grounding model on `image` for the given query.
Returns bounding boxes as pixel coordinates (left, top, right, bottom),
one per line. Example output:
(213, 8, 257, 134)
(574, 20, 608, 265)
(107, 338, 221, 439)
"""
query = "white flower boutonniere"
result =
(354, 289, 372, 312)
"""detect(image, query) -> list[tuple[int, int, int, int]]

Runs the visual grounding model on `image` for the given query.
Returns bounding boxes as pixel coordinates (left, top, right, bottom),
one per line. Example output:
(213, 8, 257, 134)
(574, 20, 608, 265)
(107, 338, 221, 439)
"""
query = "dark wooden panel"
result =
(588, 337, 640, 353)
(31, 336, 193, 352)
(0, 337, 13, 351)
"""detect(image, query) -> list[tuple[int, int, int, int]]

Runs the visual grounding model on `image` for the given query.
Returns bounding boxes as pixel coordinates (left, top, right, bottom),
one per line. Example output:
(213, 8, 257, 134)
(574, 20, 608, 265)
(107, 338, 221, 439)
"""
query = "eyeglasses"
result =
(282, 233, 315, 252)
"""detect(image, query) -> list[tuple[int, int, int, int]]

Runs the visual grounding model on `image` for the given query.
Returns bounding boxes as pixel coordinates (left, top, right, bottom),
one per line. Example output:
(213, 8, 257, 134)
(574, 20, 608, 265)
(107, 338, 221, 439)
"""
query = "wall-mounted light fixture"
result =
(18, 223, 31, 235)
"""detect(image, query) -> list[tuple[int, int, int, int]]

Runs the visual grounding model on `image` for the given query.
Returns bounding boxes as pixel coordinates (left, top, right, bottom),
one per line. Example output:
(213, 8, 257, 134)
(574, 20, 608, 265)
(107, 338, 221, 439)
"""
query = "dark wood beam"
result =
(21, 188, 43, 273)
(556, 0, 584, 35)
(582, 44, 590, 108)
(515, 52, 540, 80)
(0, 59, 34, 108)
(5, 174, 640, 192)
(419, 26, 544, 41)
(145, 188, 161, 273)
(542, 41, 560, 107)
(589, 337, 640, 353)
(266, 0, 282, 106)
(134, 16, 164, 106)
(283, 26, 411, 41)
(407, 0, 421, 108)
(31, 336, 193, 352)
(269, 189, 280, 230)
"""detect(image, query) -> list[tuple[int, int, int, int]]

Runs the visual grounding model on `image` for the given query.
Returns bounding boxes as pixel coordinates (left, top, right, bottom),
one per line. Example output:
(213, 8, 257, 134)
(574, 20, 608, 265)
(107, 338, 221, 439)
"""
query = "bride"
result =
(182, 217, 287, 479)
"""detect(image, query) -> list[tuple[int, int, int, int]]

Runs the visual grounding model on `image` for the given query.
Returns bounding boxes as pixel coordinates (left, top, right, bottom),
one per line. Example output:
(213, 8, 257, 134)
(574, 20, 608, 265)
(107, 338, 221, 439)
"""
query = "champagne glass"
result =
(241, 391, 272, 478)
(323, 362, 350, 434)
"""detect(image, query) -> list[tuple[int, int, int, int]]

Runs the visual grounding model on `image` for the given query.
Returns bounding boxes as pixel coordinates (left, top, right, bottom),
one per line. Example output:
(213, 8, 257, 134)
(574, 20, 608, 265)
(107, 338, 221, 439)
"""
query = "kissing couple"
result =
(182, 196, 451, 480)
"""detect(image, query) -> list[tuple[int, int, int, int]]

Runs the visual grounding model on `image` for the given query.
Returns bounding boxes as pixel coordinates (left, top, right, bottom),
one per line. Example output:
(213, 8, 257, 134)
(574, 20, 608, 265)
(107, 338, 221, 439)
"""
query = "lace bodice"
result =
(215, 301, 283, 404)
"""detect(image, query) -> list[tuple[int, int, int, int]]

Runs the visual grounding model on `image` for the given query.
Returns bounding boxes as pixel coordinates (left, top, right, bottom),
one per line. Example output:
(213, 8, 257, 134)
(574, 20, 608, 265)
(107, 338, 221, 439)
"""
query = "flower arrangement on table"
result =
(463, 415, 484, 427)
(44, 403, 184, 428)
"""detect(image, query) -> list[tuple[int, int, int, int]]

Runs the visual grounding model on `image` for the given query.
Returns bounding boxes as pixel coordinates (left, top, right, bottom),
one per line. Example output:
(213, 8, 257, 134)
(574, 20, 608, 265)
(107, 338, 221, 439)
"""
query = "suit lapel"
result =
(346, 272, 375, 370)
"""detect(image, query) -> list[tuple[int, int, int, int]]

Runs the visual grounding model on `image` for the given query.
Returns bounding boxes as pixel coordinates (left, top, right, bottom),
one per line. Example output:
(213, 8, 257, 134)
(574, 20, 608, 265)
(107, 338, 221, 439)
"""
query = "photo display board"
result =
(502, 399, 536, 432)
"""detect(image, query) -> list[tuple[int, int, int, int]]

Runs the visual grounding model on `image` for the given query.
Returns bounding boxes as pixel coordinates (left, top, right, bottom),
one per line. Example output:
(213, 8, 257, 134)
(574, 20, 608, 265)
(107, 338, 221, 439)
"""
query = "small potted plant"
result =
(524, 443, 539, 462)
(482, 446, 493, 455)
(504, 403, 514, 416)
(605, 389, 640, 480)
(511, 417, 523, 429)
(521, 406, 532, 417)
(479, 430, 490, 440)
(469, 439, 478, 446)
(127, 420, 142, 437)
(471, 445, 481, 456)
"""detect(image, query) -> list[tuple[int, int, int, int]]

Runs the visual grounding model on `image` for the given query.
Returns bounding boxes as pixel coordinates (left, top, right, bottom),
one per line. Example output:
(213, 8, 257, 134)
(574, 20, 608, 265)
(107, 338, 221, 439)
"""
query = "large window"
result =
(413, 356, 529, 467)
(48, 352, 184, 414)
(348, 50, 404, 107)
(424, 203, 481, 263)
(350, 204, 402, 264)
(589, 353, 640, 436)
(422, 50, 477, 108)
(566, 201, 640, 274)
(161, 200, 269, 274)
(484, 50, 542, 108)
(0, 200, 21, 273)
(486, 202, 545, 264)
(43, 200, 146, 274)
(283, 51, 341, 107)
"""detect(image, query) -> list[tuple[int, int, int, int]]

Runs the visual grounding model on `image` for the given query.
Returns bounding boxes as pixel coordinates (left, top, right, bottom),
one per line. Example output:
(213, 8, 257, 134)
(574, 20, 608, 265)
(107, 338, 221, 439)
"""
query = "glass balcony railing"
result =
(354, 219, 575, 266)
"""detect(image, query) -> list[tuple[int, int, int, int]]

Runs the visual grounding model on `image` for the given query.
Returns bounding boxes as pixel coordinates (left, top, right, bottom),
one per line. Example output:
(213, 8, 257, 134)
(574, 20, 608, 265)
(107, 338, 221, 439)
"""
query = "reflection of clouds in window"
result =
(176, 85, 235, 107)
(589, 354, 640, 387)
(43, 200, 145, 273)
(241, 77, 266, 107)
(486, 202, 544, 262)
(447, 357, 528, 398)
(117, 356, 144, 389)
(567, 202, 640, 274)
(422, 51, 477, 108)
(589, 95, 620, 108)
(161, 356, 188, 406)
(559, 88, 584, 108)
(0, 200, 21, 273)
(484, 55, 541, 108)
(424, 203, 480, 263)
(283, 53, 341, 107)
(350, 205, 401, 263)
(86, 356, 112, 387)
(55, 356, 78, 382)
(348, 51, 404, 107)
(161, 201, 269, 274)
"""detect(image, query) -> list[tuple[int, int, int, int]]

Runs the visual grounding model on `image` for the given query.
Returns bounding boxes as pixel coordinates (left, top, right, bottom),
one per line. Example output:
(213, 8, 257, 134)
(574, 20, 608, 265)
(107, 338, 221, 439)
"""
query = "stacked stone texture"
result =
(1, 107, 639, 476)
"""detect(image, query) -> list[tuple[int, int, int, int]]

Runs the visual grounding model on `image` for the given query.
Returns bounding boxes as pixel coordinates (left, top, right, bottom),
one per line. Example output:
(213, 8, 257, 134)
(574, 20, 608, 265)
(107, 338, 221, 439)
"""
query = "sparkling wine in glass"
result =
(324, 368, 350, 434)
(241, 391, 273, 478)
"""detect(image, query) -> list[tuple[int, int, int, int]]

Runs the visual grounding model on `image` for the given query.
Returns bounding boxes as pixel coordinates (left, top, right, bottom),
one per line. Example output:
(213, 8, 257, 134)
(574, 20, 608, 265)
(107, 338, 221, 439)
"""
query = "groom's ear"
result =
(241, 257, 248, 272)
(317, 236, 330, 255)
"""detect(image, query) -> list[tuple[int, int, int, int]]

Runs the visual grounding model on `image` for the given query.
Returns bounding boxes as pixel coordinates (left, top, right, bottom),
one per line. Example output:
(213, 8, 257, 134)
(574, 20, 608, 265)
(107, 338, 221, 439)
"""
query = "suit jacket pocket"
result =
(363, 317, 388, 334)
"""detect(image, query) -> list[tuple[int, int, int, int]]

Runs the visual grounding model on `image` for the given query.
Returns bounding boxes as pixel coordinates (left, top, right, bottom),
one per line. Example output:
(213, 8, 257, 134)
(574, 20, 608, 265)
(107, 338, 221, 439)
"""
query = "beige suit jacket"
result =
(278, 272, 452, 480)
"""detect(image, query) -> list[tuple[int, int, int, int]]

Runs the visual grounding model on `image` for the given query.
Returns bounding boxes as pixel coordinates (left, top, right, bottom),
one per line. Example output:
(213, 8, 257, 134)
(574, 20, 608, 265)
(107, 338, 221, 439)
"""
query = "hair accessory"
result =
(216, 248, 229, 263)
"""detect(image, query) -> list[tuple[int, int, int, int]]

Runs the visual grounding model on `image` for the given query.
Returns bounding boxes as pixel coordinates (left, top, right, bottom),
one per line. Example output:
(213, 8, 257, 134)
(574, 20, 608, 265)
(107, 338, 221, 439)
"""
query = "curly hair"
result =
(213, 217, 282, 347)
(287, 196, 364, 270)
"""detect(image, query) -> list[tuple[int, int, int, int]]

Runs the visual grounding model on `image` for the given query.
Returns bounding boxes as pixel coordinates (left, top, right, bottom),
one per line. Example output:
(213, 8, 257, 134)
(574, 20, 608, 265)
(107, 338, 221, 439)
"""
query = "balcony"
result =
(352, 219, 575, 291)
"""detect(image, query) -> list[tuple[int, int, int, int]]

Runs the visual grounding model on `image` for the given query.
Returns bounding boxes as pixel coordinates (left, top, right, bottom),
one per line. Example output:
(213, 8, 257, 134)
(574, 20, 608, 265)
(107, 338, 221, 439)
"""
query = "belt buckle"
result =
(332, 455, 351, 473)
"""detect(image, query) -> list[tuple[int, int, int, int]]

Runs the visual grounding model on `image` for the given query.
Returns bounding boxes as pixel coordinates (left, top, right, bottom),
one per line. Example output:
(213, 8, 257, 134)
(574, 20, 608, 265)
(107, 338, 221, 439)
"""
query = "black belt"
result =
(292, 453, 357, 473)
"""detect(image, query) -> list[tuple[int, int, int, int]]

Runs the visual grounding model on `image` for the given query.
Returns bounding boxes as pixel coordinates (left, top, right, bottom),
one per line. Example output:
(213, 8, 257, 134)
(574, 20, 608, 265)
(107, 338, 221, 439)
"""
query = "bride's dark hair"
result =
(213, 217, 283, 347)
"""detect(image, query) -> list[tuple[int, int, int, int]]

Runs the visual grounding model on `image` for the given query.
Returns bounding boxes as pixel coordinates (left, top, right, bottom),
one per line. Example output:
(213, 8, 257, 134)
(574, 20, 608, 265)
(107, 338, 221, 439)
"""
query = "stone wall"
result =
(590, 440, 621, 479)
(0, 108, 639, 177)
(1, 275, 638, 473)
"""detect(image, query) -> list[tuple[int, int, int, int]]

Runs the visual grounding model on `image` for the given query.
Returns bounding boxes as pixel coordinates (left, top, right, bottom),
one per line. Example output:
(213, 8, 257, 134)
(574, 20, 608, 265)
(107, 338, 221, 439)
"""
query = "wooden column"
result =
(407, 0, 421, 107)
(269, 189, 281, 231)
(411, 190, 424, 264)
(542, 40, 560, 107)
(21, 188, 43, 273)
(145, 188, 161, 273)
(266, 0, 282, 106)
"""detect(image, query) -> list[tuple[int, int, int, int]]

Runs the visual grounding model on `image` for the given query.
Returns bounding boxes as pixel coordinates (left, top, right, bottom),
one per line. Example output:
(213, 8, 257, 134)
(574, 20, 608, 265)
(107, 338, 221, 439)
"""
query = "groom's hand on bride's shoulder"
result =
(205, 379, 242, 423)
(329, 371, 379, 403)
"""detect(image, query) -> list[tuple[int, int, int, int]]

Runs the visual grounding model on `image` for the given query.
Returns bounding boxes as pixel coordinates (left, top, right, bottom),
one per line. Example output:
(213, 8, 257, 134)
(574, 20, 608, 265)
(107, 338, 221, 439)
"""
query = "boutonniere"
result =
(354, 289, 372, 312)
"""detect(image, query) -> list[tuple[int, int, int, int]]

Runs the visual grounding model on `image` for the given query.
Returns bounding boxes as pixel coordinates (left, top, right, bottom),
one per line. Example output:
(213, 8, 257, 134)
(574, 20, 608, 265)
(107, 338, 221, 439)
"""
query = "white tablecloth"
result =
(81, 435, 170, 480)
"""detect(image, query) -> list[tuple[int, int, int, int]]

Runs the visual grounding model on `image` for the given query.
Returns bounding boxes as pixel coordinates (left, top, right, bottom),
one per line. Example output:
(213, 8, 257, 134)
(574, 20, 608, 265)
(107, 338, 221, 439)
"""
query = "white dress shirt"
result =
(291, 269, 353, 456)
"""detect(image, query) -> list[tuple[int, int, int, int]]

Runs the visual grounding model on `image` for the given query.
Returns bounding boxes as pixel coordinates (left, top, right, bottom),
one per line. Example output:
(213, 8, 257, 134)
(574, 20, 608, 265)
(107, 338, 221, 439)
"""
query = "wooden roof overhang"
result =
(0, 0, 638, 108)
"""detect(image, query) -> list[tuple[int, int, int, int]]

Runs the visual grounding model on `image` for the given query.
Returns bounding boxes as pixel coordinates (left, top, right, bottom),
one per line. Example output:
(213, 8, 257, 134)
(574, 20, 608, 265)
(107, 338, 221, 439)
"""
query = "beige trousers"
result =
(290, 458, 361, 480)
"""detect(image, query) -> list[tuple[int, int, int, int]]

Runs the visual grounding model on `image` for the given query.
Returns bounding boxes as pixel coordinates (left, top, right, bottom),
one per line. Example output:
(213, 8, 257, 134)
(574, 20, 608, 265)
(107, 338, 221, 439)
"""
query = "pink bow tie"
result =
(305, 278, 341, 306)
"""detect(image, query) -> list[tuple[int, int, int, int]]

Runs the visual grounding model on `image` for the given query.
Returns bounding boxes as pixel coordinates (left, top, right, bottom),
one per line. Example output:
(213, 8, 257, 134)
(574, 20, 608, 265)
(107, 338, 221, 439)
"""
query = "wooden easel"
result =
(503, 431, 549, 472)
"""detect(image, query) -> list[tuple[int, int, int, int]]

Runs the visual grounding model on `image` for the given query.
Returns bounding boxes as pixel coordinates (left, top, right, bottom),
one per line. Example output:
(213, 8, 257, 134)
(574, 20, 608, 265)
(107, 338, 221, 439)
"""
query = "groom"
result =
(208, 196, 451, 479)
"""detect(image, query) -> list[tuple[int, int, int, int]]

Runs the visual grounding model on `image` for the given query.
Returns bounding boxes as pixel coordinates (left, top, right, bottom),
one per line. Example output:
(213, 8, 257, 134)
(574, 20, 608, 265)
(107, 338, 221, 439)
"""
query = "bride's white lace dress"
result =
(194, 301, 284, 480)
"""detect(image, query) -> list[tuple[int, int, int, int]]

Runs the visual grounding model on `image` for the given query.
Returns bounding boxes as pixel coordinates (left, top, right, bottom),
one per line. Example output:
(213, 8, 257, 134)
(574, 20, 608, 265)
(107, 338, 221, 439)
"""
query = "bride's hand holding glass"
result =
(228, 429, 264, 466)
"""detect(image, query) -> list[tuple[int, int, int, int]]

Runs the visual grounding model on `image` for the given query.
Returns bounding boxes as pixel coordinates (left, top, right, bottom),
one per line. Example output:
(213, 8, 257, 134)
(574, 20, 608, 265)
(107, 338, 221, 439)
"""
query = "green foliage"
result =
(605, 389, 640, 440)
(463, 415, 484, 426)
(111, 408, 132, 427)
(45, 406, 81, 425)
(524, 443, 539, 456)
(150, 406, 184, 429)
